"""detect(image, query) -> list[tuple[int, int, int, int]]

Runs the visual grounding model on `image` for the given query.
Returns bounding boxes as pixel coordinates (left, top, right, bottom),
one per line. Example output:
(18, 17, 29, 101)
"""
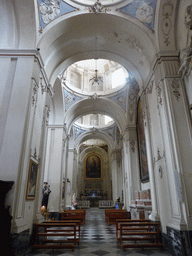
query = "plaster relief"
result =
(161, 1, 173, 46)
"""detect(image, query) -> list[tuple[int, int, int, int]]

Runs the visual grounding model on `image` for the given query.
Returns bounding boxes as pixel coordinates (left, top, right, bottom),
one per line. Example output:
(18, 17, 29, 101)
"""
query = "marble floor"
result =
(26, 208, 172, 256)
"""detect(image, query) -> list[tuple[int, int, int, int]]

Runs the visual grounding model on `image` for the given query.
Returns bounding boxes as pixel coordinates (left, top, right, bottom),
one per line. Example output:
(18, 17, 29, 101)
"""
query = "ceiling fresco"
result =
(38, 0, 157, 30)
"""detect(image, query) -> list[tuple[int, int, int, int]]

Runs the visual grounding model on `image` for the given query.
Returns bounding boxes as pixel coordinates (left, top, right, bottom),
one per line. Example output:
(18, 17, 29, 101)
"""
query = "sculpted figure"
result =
(179, 37, 192, 78)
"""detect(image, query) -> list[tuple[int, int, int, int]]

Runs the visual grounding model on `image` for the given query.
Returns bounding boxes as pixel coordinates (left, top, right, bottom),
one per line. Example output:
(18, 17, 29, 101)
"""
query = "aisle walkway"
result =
(27, 208, 172, 256)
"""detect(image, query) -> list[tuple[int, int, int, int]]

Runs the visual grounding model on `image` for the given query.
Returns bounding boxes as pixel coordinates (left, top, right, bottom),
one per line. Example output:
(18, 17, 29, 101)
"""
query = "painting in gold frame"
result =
(26, 159, 38, 200)
(84, 154, 102, 179)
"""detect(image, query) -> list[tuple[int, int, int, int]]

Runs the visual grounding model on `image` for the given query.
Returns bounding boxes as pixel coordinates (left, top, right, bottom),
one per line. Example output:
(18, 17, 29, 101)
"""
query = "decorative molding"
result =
(86, 0, 111, 14)
(63, 89, 82, 111)
(89, 93, 98, 99)
(185, 5, 192, 29)
(90, 127, 98, 135)
(154, 148, 165, 165)
(103, 126, 115, 140)
(161, 1, 174, 46)
(143, 109, 147, 127)
(74, 126, 86, 140)
(31, 148, 40, 162)
(109, 89, 127, 112)
(31, 77, 39, 107)
(171, 79, 181, 102)
(147, 80, 154, 94)
(159, 166, 163, 178)
(156, 83, 163, 108)
(130, 140, 135, 152)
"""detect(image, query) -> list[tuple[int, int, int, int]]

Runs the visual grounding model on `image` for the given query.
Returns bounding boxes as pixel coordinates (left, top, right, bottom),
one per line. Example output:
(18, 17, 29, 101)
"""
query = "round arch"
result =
(37, 12, 156, 87)
(74, 129, 116, 151)
(64, 97, 127, 134)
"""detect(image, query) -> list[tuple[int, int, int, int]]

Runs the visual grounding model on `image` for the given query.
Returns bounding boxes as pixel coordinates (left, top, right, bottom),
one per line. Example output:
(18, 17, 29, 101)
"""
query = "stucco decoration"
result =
(103, 126, 116, 140)
(119, 0, 156, 30)
(109, 89, 127, 112)
(161, 1, 173, 46)
(86, 0, 111, 14)
(63, 89, 82, 111)
(170, 79, 181, 102)
(38, 0, 76, 29)
(185, 5, 192, 29)
(74, 126, 86, 140)
(31, 78, 39, 107)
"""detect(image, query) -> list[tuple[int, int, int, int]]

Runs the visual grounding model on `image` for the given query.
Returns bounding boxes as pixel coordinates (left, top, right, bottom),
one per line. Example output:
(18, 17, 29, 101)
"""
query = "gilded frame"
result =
(84, 153, 102, 180)
(26, 159, 38, 200)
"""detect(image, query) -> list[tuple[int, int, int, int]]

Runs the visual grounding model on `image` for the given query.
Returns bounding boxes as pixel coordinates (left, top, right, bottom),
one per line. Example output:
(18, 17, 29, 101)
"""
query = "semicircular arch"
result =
(74, 129, 116, 151)
(64, 98, 127, 134)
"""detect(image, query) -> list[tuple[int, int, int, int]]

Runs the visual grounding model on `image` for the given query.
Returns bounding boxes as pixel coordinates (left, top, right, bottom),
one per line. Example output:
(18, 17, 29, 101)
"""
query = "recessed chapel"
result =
(1, 0, 192, 255)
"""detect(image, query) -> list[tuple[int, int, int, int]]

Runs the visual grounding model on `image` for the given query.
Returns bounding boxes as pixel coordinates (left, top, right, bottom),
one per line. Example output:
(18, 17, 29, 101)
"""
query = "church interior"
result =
(1, 0, 192, 255)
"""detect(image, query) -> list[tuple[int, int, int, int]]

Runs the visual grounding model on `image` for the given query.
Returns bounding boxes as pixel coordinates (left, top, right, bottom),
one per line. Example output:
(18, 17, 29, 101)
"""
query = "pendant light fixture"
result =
(89, 37, 103, 86)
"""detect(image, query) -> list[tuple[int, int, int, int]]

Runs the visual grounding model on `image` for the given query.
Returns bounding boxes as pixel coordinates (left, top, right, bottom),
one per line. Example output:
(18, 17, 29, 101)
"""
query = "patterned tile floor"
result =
(26, 208, 172, 256)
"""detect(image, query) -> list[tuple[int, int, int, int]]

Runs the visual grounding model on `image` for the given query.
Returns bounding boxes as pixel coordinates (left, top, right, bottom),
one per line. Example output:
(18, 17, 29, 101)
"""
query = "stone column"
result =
(123, 127, 140, 209)
(111, 149, 121, 201)
(153, 52, 192, 230)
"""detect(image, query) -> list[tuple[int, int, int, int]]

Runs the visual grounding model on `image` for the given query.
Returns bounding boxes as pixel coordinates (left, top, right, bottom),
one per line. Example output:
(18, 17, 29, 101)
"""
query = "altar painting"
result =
(85, 154, 101, 179)
(137, 98, 149, 182)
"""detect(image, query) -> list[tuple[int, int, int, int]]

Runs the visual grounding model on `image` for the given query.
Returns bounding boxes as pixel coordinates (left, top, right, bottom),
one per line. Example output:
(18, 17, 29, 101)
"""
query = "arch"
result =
(64, 97, 127, 134)
(74, 129, 116, 151)
(37, 12, 156, 86)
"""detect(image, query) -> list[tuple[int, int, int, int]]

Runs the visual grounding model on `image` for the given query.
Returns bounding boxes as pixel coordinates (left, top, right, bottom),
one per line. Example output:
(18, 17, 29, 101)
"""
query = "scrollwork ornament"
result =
(156, 84, 163, 108)
(130, 140, 135, 152)
(147, 80, 154, 94)
(86, 0, 111, 14)
(161, 1, 173, 46)
(171, 79, 181, 102)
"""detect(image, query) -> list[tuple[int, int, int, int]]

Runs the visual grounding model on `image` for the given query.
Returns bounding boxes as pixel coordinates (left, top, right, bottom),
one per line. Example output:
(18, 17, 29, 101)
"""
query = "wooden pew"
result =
(62, 210, 85, 225)
(115, 219, 151, 241)
(33, 222, 77, 251)
(43, 220, 81, 244)
(105, 209, 126, 221)
(105, 210, 131, 225)
(119, 221, 164, 250)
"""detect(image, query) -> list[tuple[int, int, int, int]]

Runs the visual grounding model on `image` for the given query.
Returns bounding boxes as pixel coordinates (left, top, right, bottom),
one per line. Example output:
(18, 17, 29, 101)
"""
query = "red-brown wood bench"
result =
(106, 210, 131, 225)
(43, 220, 81, 244)
(119, 221, 164, 250)
(115, 219, 151, 241)
(33, 222, 77, 251)
(62, 210, 85, 225)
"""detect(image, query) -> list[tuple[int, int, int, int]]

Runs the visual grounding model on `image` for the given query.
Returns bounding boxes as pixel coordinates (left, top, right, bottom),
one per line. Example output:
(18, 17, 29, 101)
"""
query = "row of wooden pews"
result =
(33, 209, 86, 251)
(105, 209, 163, 250)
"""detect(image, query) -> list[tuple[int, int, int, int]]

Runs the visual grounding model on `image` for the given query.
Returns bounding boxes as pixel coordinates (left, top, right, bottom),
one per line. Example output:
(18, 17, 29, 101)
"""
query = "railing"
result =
(99, 200, 115, 208)
(78, 200, 90, 209)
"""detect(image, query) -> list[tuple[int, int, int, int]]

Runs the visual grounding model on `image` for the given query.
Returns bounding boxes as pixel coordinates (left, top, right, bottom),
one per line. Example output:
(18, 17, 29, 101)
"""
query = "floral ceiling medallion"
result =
(86, 0, 111, 14)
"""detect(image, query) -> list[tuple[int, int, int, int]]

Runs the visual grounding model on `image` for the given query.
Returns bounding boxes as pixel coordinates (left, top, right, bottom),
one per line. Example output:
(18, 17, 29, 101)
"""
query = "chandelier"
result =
(89, 59, 103, 86)
(89, 37, 103, 86)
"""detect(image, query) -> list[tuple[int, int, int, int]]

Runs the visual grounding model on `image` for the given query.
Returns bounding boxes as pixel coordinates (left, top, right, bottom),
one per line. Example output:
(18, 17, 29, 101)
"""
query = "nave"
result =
(26, 208, 172, 256)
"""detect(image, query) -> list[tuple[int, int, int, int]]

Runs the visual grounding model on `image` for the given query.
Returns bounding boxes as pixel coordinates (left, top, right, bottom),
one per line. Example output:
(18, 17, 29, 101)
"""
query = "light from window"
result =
(112, 68, 128, 88)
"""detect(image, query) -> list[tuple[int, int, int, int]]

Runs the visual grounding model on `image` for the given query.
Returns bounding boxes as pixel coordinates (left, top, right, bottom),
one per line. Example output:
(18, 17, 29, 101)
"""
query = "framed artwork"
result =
(26, 159, 38, 199)
(137, 97, 149, 182)
(85, 154, 101, 179)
